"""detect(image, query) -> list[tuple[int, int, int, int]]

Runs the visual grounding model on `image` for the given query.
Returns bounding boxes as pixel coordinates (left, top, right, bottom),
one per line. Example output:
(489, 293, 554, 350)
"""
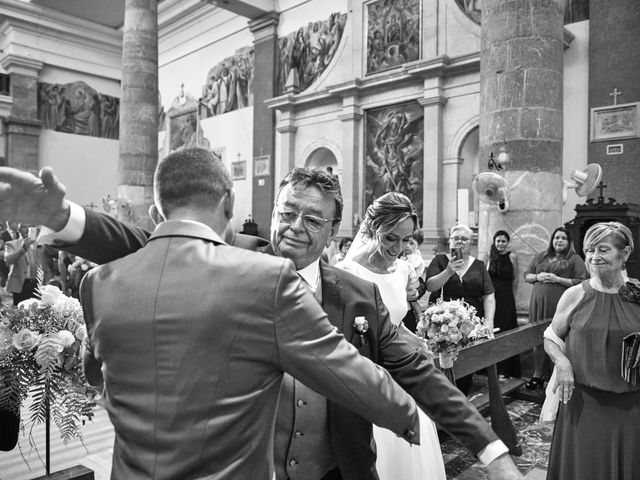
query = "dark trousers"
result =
(12, 278, 37, 306)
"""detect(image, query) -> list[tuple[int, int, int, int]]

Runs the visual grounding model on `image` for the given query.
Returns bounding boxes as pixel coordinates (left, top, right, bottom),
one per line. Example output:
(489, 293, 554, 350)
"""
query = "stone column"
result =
(118, 0, 158, 230)
(419, 78, 447, 250)
(479, 0, 565, 310)
(249, 12, 279, 239)
(338, 95, 363, 237)
(1, 55, 43, 172)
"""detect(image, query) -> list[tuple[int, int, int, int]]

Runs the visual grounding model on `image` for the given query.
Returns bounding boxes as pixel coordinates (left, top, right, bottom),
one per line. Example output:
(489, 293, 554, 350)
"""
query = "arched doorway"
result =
(305, 147, 338, 173)
(457, 126, 480, 226)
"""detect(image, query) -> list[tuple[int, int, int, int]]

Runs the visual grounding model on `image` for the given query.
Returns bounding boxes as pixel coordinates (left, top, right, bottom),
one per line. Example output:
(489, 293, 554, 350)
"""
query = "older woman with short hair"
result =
(426, 224, 496, 393)
(544, 222, 640, 479)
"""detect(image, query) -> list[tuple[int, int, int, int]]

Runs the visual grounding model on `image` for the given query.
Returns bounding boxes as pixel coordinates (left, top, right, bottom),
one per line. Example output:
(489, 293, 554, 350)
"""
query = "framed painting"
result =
(364, 100, 424, 222)
(231, 160, 247, 180)
(365, 0, 421, 75)
(169, 107, 198, 152)
(590, 102, 639, 142)
(254, 155, 271, 177)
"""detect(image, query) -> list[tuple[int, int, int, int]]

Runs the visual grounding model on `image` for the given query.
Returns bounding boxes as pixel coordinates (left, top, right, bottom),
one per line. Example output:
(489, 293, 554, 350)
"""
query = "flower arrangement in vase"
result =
(0, 273, 97, 444)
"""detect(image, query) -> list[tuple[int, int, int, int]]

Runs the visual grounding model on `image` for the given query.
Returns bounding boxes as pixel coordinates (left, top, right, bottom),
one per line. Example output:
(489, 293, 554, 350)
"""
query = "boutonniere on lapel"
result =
(353, 316, 369, 347)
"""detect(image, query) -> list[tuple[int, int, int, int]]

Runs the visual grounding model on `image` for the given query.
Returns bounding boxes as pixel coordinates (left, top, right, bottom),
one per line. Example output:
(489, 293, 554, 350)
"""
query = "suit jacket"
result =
(4, 238, 32, 293)
(80, 220, 419, 480)
(266, 249, 498, 480)
(67, 210, 497, 479)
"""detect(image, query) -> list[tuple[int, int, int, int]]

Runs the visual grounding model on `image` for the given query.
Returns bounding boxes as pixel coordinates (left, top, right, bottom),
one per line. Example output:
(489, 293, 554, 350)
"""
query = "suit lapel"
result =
(319, 263, 344, 330)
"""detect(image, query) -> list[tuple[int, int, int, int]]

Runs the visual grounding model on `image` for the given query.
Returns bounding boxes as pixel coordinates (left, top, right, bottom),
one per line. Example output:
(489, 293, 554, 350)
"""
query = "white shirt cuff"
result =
(477, 439, 509, 465)
(38, 201, 86, 245)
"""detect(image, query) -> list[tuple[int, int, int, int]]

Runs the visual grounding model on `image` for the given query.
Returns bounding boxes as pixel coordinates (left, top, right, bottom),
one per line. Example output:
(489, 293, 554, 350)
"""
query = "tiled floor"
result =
(441, 394, 552, 479)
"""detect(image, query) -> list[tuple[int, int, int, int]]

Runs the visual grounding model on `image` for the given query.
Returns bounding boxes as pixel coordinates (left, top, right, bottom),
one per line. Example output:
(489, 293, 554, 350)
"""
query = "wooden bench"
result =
(436, 319, 551, 455)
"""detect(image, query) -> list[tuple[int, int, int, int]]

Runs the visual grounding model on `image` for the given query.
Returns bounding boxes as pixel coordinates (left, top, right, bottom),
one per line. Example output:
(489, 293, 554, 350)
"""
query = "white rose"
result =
(12, 328, 39, 350)
(40, 285, 64, 306)
(57, 330, 76, 348)
(18, 298, 41, 310)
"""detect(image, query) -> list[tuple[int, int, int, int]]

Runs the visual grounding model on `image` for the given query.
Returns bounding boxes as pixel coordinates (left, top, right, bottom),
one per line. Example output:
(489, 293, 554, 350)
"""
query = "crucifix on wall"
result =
(609, 88, 622, 105)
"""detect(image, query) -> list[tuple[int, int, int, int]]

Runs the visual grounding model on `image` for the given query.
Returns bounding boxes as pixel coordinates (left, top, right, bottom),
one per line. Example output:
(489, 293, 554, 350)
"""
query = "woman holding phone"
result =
(425, 224, 495, 393)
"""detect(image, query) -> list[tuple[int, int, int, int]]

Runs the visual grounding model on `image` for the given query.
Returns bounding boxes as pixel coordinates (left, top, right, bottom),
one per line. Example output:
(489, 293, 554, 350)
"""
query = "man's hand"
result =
(0, 167, 70, 231)
(487, 454, 524, 480)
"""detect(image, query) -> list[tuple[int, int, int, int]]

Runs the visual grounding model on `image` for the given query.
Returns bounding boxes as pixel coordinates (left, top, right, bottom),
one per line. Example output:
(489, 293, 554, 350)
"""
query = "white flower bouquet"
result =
(0, 280, 96, 443)
(416, 298, 493, 368)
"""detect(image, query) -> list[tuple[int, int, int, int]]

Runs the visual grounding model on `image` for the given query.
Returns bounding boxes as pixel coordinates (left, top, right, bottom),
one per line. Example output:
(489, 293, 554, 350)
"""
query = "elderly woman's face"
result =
(449, 228, 472, 254)
(552, 231, 569, 253)
(585, 236, 628, 276)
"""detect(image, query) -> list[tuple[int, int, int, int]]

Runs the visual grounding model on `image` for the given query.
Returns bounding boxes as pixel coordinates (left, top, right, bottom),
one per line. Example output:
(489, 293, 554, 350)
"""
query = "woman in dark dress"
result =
(486, 230, 521, 378)
(426, 224, 495, 393)
(544, 222, 640, 480)
(523, 227, 588, 390)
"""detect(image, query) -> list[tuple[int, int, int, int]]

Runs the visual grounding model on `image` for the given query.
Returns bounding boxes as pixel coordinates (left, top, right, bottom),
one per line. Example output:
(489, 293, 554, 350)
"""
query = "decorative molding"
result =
(276, 124, 298, 134)
(248, 12, 280, 41)
(5, 115, 42, 136)
(0, 54, 43, 76)
(418, 96, 448, 107)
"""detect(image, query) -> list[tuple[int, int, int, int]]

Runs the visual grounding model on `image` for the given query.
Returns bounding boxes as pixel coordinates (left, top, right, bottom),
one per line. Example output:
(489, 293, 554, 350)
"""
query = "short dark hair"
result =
(277, 168, 343, 223)
(338, 237, 353, 250)
(361, 192, 418, 239)
(154, 148, 231, 217)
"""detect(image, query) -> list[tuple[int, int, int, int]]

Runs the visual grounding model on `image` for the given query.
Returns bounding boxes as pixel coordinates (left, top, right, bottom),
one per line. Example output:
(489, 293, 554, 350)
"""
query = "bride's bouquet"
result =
(416, 298, 493, 368)
(0, 276, 97, 443)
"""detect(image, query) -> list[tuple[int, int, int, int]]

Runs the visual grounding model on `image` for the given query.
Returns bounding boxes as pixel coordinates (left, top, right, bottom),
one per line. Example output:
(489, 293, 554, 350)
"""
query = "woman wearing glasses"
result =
(425, 224, 496, 394)
(336, 192, 446, 480)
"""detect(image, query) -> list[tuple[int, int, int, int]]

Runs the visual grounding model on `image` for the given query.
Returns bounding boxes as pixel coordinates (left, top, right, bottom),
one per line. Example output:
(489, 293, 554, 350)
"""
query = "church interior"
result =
(0, 0, 639, 478)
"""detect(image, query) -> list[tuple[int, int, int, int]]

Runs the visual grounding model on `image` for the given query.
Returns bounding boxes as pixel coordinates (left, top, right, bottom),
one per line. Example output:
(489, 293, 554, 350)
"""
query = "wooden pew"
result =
(436, 319, 551, 455)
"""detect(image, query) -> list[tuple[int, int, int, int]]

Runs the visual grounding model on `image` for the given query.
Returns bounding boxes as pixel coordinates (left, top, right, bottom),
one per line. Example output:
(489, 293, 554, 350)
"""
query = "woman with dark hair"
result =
(523, 227, 588, 390)
(544, 222, 640, 479)
(337, 191, 445, 480)
(486, 230, 520, 378)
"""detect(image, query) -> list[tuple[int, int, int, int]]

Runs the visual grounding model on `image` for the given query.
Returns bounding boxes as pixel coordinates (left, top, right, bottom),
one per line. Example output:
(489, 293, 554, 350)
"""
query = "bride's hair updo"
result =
(361, 192, 418, 239)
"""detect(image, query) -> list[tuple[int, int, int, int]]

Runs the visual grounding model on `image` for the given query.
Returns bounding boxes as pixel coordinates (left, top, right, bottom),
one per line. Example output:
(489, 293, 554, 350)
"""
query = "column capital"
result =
(276, 124, 298, 134)
(0, 54, 43, 77)
(418, 96, 448, 108)
(248, 11, 279, 41)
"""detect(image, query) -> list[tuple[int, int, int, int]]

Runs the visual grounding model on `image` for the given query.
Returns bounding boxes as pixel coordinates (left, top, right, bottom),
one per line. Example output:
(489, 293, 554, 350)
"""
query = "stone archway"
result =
(305, 146, 338, 172)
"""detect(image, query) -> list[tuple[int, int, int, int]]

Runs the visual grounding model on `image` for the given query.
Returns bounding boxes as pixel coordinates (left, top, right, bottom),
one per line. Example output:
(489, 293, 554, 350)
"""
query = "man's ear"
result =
(224, 189, 235, 220)
(148, 204, 165, 226)
(326, 221, 340, 248)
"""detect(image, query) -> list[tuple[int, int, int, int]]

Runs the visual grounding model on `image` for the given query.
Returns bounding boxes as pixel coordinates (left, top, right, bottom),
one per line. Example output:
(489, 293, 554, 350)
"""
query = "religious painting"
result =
(365, 0, 421, 75)
(231, 160, 247, 180)
(590, 102, 639, 142)
(254, 155, 271, 177)
(276, 12, 347, 95)
(38, 81, 119, 139)
(364, 101, 424, 222)
(169, 107, 199, 152)
(200, 46, 255, 119)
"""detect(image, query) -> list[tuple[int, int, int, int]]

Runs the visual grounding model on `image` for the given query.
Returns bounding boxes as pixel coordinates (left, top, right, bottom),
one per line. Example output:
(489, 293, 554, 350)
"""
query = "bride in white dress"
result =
(337, 192, 446, 480)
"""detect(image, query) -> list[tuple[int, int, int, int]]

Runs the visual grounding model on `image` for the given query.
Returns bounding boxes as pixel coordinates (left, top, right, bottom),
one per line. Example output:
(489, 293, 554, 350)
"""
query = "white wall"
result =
(562, 21, 590, 222)
(38, 130, 119, 209)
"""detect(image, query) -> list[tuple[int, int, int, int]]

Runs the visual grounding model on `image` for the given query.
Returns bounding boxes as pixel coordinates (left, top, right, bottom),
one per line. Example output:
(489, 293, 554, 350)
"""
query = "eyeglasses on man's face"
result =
(275, 206, 337, 233)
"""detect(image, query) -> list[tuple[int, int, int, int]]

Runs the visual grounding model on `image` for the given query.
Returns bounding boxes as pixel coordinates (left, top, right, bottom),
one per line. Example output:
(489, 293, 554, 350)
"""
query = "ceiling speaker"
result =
(472, 172, 510, 213)
(562, 163, 603, 203)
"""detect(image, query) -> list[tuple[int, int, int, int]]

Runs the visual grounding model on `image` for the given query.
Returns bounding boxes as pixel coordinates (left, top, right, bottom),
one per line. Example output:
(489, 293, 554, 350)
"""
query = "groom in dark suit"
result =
(0, 162, 523, 480)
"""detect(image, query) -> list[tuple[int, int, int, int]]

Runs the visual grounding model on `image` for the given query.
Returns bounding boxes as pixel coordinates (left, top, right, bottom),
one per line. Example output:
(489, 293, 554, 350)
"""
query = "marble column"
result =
(118, 0, 158, 230)
(249, 12, 279, 239)
(419, 78, 447, 249)
(1, 55, 43, 172)
(479, 0, 565, 310)
(338, 95, 362, 237)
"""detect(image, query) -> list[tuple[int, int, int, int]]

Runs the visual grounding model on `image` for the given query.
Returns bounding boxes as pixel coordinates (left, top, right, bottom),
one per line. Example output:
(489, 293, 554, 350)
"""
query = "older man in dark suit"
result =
(0, 154, 421, 479)
(0, 163, 523, 480)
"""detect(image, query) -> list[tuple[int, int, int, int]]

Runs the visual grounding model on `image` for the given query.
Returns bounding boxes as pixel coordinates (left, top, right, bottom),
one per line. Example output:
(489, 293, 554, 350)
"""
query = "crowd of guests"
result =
(1, 150, 638, 479)
(0, 219, 96, 305)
